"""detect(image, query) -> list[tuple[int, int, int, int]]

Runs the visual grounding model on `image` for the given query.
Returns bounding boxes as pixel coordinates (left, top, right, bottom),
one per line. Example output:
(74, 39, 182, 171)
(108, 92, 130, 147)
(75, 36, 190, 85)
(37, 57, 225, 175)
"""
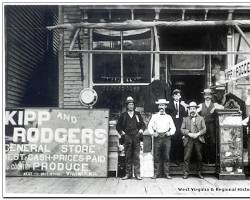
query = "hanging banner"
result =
(225, 58, 250, 82)
(5, 108, 109, 177)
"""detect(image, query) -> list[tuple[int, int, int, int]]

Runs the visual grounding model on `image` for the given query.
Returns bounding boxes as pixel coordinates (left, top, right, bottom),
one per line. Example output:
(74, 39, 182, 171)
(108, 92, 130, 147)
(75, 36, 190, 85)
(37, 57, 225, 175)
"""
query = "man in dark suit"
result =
(181, 101, 206, 179)
(116, 96, 145, 180)
(167, 89, 187, 165)
(197, 88, 224, 164)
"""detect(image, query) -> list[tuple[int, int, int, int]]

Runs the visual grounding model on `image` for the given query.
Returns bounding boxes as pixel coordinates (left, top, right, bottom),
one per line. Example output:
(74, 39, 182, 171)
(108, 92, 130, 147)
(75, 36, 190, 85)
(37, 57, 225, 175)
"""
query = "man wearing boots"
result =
(116, 96, 145, 180)
(148, 99, 176, 179)
(181, 101, 206, 179)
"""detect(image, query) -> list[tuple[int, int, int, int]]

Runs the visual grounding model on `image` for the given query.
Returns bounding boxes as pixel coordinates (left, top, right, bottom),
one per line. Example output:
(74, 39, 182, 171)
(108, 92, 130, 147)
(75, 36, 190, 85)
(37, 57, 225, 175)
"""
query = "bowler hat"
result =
(155, 99, 169, 104)
(172, 89, 181, 95)
(126, 96, 135, 104)
(202, 88, 214, 95)
(187, 101, 199, 109)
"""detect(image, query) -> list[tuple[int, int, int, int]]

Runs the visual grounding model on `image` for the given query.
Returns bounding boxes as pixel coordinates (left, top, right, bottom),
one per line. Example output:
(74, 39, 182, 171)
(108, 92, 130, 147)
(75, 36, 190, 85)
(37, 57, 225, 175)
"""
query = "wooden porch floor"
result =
(4, 176, 250, 197)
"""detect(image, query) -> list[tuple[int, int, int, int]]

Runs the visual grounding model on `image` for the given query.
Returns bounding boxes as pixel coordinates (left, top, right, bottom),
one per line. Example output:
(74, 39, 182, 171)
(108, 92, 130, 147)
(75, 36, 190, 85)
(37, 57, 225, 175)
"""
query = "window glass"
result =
(93, 30, 121, 83)
(123, 38, 151, 83)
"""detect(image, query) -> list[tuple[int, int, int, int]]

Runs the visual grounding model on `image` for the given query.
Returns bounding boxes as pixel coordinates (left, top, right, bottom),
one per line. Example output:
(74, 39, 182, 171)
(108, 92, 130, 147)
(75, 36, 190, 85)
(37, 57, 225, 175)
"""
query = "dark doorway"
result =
(171, 75, 206, 104)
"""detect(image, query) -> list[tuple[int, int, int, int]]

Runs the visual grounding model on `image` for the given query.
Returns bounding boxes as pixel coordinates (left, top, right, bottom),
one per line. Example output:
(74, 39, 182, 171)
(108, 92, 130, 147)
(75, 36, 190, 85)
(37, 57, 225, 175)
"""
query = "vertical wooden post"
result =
(150, 28, 154, 82)
(153, 26, 160, 80)
(82, 10, 89, 88)
(235, 34, 242, 64)
(58, 5, 64, 108)
(227, 10, 234, 93)
(89, 29, 93, 88)
(208, 55, 212, 87)
(204, 9, 208, 21)
(121, 31, 124, 84)
(182, 9, 185, 21)
(131, 9, 134, 20)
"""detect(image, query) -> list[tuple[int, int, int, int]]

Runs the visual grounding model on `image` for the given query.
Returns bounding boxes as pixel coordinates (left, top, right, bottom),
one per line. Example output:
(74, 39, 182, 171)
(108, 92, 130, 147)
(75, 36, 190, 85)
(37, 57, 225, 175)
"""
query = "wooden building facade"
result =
(5, 5, 59, 107)
(57, 5, 250, 115)
(4, 4, 250, 177)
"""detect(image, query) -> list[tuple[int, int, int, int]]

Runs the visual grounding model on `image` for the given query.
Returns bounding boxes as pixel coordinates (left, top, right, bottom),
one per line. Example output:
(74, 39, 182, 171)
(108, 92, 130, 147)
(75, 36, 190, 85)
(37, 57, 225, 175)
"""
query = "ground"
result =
(4, 176, 250, 197)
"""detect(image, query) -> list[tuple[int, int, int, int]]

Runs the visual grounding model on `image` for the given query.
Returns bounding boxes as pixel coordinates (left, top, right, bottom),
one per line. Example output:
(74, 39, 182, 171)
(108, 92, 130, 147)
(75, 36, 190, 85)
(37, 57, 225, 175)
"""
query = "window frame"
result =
(90, 28, 154, 87)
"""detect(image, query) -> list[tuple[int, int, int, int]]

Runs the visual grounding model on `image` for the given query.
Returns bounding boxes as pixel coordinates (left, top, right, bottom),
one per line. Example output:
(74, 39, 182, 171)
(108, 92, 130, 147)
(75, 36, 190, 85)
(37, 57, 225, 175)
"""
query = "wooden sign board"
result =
(5, 108, 109, 177)
(225, 58, 250, 82)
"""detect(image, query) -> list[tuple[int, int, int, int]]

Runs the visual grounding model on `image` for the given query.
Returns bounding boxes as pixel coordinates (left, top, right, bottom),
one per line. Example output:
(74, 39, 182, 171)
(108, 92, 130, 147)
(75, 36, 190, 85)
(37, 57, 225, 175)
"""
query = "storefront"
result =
(5, 4, 250, 178)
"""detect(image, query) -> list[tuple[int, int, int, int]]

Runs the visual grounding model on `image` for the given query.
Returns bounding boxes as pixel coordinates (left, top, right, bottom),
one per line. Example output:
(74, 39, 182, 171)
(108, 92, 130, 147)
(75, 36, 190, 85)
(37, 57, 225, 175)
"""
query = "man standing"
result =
(181, 101, 206, 179)
(197, 88, 224, 164)
(148, 99, 176, 179)
(167, 89, 187, 165)
(116, 96, 145, 180)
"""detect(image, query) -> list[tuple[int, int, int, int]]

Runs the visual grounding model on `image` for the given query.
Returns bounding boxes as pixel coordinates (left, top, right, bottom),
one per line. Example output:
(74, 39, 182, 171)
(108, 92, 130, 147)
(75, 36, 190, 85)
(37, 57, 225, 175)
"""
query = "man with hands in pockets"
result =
(148, 99, 176, 179)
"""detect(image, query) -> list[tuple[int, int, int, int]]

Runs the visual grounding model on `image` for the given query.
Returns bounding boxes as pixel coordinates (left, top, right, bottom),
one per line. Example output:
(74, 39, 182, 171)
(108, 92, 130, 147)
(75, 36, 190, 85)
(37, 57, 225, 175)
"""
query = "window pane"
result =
(123, 38, 151, 83)
(93, 54, 121, 83)
(93, 30, 121, 83)
(123, 38, 151, 51)
(123, 54, 151, 83)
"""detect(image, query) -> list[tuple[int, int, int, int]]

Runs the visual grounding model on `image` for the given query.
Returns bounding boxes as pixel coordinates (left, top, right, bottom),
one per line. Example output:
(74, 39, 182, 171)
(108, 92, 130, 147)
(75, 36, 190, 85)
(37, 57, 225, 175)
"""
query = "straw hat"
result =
(187, 101, 199, 109)
(155, 99, 169, 104)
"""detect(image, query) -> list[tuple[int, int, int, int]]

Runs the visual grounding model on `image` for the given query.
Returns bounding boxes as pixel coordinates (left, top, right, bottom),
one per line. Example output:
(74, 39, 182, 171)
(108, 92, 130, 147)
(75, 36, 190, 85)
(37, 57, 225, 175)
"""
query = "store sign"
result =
(5, 108, 109, 177)
(225, 58, 250, 82)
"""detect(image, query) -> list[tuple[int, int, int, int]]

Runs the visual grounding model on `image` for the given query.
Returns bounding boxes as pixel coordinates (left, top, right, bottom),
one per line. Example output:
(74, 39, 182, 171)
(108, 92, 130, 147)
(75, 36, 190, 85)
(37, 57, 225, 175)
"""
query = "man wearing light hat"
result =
(181, 101, 206, 179)
(148, 99, 176, 179)
(197, 88, 224, 164)
(116, 96, 145, 180)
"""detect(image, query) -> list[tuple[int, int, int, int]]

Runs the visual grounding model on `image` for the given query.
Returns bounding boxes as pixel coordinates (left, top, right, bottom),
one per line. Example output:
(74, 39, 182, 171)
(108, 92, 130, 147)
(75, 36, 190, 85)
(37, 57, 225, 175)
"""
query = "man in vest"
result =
(181, 101, 207, 179)
(197, 88, 224, 164)
(116, 96, 145, 180)
(148, 99, 176, 179)
(167, 89, 188, 165)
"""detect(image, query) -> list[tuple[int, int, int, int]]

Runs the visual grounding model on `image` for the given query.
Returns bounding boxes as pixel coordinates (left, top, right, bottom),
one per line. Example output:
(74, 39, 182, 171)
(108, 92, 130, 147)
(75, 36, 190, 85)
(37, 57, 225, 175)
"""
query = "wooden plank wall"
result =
(63, 6, 89, 108)
(5, 6, 58, 107)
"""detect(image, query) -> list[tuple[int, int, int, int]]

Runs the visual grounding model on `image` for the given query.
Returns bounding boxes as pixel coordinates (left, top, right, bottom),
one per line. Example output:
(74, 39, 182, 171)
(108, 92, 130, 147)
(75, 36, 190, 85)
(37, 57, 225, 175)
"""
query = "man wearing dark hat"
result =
(116, 96, 145, 180)
(167, 89, 188, 165)
(197, 88, 224, 163)
(148, 99, 176, 179)
(181, 101, 206, 179)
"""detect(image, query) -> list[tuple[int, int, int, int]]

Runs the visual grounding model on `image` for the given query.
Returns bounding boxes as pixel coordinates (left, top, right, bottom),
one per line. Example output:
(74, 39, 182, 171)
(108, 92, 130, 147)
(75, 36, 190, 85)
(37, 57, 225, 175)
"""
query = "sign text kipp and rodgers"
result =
(5, 110, 107, 145)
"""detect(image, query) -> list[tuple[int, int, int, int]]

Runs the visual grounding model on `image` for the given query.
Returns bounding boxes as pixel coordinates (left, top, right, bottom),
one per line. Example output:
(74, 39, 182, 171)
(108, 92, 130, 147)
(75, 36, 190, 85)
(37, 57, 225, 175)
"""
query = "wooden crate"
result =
(108, 151, 119, 177)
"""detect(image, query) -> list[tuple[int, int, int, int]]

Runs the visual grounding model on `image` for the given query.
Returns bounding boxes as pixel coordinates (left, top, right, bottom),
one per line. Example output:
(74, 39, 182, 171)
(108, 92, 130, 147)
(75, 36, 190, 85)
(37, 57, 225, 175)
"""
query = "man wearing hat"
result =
(116, 96, 145, 180)
(167, 89, 188, 165)
(197, 88, 224, 163)
(181, 101, 206, 179)
(148, 99, 176, 179)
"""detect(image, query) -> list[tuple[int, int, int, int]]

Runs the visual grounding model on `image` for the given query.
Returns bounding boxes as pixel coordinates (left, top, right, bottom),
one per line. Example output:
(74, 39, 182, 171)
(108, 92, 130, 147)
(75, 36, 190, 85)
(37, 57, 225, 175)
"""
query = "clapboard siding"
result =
(6, 6, 58, 107)
(62, 6, 89, 108)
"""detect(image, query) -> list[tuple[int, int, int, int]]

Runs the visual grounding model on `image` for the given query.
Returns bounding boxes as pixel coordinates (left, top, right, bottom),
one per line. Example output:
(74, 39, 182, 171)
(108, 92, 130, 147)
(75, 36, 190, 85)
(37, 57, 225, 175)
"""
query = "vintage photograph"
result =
(3, 1, 250, 198)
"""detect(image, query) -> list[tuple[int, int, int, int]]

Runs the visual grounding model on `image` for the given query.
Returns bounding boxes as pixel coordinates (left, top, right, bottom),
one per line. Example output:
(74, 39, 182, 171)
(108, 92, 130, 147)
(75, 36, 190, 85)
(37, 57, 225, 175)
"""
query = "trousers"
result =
(203, 122, 216, 163)
(124, 133, 141, 177)
(153, 135, 171, 176)
(184, 138, 203, 173)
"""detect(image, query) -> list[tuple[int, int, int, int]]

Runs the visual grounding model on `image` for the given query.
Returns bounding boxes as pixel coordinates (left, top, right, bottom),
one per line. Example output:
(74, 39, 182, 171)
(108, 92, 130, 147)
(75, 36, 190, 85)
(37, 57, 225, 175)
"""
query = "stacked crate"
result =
(108, 120, 119, 177)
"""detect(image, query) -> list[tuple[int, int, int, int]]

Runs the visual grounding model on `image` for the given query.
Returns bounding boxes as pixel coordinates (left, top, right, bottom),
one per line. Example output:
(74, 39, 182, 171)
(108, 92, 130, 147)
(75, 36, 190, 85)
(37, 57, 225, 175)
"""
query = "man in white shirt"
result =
(148, 99, 176, 179)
